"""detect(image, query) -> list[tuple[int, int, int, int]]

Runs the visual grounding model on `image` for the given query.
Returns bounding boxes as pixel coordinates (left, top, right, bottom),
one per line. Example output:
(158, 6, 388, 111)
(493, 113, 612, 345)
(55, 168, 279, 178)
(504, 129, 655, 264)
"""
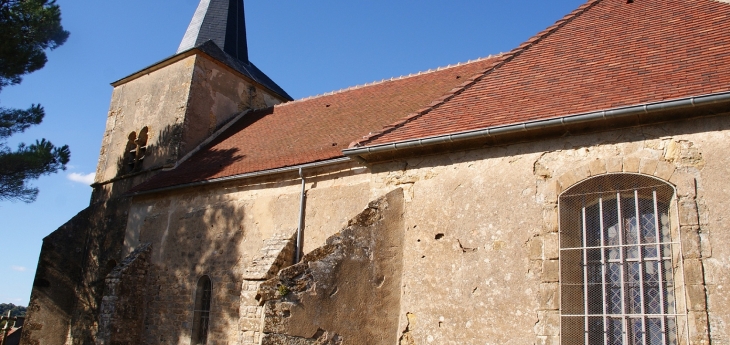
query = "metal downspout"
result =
(295, 167, 306, 263)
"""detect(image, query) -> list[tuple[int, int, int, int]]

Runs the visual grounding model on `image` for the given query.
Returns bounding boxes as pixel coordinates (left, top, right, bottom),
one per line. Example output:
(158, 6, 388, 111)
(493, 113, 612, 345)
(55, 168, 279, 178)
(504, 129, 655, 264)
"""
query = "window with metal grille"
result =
(191, 276, 212, 345)
(559, 174, 688, 345)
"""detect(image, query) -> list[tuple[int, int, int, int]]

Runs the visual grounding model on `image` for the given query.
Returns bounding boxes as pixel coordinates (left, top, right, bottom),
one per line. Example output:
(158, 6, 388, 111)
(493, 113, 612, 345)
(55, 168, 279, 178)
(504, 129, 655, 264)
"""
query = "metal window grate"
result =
(559, 174, 688, 345)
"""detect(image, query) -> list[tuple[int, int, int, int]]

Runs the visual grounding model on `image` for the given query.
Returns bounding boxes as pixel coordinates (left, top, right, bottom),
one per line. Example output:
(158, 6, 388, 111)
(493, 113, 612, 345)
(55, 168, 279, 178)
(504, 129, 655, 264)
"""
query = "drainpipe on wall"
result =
(295, 167, 306, 263)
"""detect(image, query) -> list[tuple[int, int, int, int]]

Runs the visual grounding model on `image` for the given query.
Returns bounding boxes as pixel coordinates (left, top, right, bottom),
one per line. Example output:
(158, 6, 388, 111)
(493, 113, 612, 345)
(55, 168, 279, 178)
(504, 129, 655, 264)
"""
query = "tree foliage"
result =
(0, 303, 26, 317)
(0, 303, 26, 328)
(0, 0, 70, 203)
(0, 0, 69, 91)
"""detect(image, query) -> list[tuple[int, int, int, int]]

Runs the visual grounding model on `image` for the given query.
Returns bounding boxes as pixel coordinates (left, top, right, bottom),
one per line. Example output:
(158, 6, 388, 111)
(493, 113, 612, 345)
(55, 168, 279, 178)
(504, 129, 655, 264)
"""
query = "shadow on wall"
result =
(114, 123, 183, 178)
(104, 121, 249, 197)
(129, 191, 250, 345)
(21, 196, 132, 345)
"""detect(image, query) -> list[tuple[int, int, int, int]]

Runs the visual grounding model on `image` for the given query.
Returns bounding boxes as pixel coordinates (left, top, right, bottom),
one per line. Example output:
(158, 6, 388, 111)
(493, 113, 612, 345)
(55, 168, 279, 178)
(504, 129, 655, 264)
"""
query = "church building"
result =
(21, 0, 730, 344)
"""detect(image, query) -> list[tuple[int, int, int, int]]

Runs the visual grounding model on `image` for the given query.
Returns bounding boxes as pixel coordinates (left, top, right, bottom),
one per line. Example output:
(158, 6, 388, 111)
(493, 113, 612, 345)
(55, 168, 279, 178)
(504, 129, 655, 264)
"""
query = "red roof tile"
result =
(356, 0, 730, 147)
(135, 56, 502, 191)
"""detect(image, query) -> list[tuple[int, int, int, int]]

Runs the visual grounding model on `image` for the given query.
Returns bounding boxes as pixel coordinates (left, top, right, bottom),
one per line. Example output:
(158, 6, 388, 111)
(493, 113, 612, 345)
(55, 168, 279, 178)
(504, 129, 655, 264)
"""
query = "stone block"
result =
(683, 259, 705, 285)
(241, 291, 259, 305)
(240, 317, 262, 331)
(623, 157, 641, 173)
(542, 260, 559, 283)
(686, 285, 707, 312)
(543, 233, 559, 260)
(588, 159, 607, 176)
(538, 283, 560, 310)
(573, 164, 591, 183)
(539, 180, 559, 205)
(678, 200, 699, 226)
(542, 205, 559, 234)
(534, 310, 560, 336)
(535, 335, 560, 345)
(654, 160, 675, 181)
(688, 311, 710, 344)
(670, 173, 696, 200)
(528, 237, 543, 260)
(639, 159, 659, 176)
(699, 230, 712, 259)
(681, 226, 702, 260)
(558, 170, 579, 192)
(606, 157, 623, 173)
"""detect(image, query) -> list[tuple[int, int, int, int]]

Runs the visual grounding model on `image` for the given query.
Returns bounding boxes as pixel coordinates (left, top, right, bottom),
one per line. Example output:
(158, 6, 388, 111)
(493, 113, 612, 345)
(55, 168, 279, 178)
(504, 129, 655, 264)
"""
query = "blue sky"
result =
(0, 0, 586, 305)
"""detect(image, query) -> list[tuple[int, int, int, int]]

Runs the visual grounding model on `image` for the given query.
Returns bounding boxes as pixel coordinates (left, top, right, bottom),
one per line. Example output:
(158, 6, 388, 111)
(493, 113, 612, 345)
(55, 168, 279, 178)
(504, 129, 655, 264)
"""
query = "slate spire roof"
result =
(174, 0, 292, 100)
(178, 0, 248, 62)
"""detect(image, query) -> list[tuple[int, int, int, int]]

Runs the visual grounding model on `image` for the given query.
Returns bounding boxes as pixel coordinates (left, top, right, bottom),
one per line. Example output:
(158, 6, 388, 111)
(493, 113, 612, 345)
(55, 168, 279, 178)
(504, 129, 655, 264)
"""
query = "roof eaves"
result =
(343, 91, 730, 158)
(348, 0, 605, 148)
(131, 157, 354, 196)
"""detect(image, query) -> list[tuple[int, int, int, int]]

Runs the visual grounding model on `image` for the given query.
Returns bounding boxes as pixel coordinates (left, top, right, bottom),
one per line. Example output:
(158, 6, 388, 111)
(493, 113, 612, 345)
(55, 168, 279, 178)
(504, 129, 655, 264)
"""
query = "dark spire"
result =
(178, 0, 249, 63)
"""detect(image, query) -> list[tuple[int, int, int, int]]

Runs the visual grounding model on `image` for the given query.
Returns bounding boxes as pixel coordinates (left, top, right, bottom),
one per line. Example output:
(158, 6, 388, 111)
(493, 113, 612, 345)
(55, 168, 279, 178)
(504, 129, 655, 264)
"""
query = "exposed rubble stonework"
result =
(257, 188, 404, 345)
(240, 232, 297, 345)
(97, 243, 152, 345)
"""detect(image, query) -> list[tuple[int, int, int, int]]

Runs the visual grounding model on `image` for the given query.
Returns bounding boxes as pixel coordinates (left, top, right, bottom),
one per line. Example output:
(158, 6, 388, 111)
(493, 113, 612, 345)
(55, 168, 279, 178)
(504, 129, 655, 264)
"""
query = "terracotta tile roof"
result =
(134, 56, 502, 191)
(355, 0, 730, 147)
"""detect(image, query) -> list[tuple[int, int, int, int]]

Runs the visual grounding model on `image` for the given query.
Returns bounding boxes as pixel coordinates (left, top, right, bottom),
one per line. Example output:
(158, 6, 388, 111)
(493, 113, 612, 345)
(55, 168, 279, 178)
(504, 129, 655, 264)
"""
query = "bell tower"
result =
(91, 0, 291, 201)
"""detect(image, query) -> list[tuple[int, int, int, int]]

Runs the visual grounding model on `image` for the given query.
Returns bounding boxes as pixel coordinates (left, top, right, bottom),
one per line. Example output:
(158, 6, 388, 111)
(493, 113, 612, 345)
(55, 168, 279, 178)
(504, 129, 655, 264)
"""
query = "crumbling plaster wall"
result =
(257, 189, 405, 344)
(120, 114, 730, 344)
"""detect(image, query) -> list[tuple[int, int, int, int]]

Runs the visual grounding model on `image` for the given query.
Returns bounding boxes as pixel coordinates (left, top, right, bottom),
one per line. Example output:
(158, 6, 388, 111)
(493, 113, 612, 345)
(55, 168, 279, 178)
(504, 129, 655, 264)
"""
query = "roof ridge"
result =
(275, 54, 505, 108)
(349, 0, 605, 148)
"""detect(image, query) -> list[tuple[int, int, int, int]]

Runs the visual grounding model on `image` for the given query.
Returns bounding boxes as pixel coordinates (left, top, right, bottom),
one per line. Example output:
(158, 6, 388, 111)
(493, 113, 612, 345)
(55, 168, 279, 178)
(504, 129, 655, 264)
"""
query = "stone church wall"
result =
(124, 167, 381, 345)
(21, 197, 131, 345)
(118, 112, 730, 345)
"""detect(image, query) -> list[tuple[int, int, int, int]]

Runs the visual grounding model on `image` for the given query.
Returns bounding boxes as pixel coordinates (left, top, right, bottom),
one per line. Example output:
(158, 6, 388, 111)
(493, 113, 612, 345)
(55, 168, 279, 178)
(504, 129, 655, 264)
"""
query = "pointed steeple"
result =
(178, 0, 249, 63)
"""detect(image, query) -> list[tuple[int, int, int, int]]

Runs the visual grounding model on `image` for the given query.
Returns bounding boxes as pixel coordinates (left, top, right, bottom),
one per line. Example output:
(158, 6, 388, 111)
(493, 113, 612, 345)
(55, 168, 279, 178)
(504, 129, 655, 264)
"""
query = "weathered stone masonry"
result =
(257, 189, 405, 345)
(240, 232, 297, 345)
(97, 243, 152, 345)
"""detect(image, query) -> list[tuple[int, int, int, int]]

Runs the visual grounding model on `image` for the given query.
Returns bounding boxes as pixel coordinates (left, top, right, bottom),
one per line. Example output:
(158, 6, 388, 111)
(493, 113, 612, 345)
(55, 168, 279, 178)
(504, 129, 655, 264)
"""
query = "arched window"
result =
(124, 131, 137, 172)
(191, 276, 212, 345)
(559, 174, 686, 345)
(124, 126, 148, 173)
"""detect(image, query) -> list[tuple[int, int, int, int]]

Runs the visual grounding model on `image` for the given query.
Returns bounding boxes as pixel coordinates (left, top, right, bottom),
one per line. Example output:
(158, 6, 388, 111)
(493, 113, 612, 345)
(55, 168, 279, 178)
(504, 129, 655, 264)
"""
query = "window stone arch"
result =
(532, 156, 710, 344)
(559, 173, 685, 344)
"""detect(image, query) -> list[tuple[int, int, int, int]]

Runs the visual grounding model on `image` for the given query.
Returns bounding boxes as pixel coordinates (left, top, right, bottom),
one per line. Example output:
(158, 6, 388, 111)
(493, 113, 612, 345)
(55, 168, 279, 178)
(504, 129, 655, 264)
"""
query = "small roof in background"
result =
(133, 56, 502, 192)
(355, 0, 730, 147)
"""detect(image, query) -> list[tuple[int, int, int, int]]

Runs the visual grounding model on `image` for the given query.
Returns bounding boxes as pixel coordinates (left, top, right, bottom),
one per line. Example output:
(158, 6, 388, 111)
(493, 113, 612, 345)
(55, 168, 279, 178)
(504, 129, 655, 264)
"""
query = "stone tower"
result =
(91, 0, 291, 202)
(21, 2, 291, 345)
